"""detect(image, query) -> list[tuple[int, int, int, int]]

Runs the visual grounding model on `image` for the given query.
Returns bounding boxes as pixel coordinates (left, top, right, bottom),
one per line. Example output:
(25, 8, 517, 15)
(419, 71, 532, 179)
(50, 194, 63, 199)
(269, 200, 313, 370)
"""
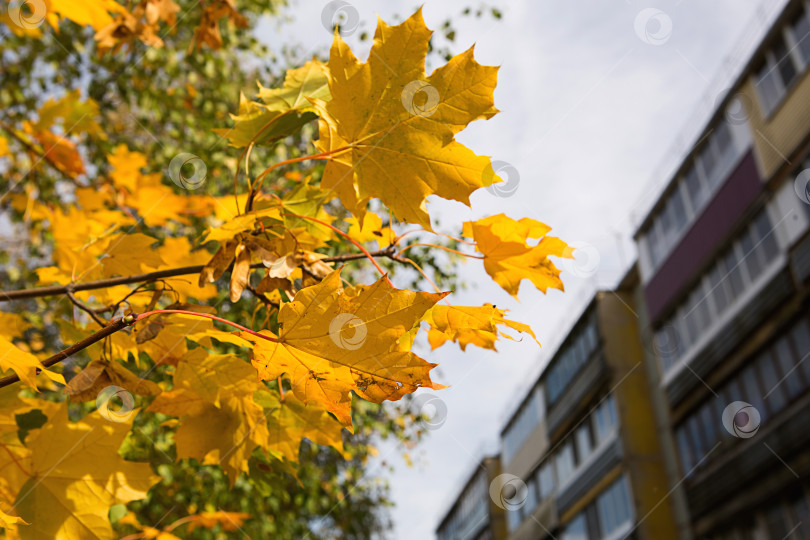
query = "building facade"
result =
(496, 279, 677, 540)
(436, 1, 810, 538)
(634, 0, 810, 538)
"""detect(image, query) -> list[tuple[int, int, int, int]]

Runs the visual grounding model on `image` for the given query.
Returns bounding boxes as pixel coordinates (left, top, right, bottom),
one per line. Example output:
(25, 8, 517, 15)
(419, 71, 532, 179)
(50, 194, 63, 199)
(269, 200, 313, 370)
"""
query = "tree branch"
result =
(0, 315, 137, 389)
(0, 247, 398, 302)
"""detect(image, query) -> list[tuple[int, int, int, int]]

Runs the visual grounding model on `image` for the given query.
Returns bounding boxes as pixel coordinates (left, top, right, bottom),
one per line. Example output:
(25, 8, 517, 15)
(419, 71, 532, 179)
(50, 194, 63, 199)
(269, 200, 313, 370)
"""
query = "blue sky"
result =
(259, 1, 785, 537)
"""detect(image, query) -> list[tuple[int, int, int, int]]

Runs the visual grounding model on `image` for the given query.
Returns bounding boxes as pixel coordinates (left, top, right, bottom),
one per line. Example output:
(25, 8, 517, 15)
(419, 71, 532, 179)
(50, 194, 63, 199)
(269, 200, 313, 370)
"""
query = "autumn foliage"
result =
(0, 2, 567, 538)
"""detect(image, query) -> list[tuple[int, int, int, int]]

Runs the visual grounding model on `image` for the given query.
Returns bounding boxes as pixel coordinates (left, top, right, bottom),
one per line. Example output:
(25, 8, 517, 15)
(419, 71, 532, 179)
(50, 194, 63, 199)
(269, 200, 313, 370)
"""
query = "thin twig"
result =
(66, 287, 107, 327)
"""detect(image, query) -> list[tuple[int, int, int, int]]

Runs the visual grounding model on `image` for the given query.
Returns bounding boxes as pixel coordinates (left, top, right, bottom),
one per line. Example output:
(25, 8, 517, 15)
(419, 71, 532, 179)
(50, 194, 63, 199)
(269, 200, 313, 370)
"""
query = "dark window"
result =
(722, 248, 745, 297)
(740, 227, 761, 281)
(774, 336, 804, 398)
(789, 318, 810, 383)
(756, 352, 788, 415)
(684, 165, 709, 212)
(792, 8, 810, 64)
(707, 264, 730, 315)
(774, 37, 798, 89)
(754, 211, 779, 262)
(740, 364, 769, 423)
(675, 426, 695, 473)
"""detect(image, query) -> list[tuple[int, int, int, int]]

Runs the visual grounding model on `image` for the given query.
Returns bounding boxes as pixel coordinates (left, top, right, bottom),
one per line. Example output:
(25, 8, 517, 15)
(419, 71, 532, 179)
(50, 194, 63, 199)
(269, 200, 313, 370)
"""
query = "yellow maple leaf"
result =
(216, 59, 330, 148)
(244, 268, 447, 428)
(13, 404, 158, 539)
(255, 390, 346, 463)
(108, 144, 147, 193)
(0, 336, 64, 390)
(463, 214, 569, 298)
(147, 353, 268, 483)
(314, 9, 500, 230)
(425, 304, 539, 351)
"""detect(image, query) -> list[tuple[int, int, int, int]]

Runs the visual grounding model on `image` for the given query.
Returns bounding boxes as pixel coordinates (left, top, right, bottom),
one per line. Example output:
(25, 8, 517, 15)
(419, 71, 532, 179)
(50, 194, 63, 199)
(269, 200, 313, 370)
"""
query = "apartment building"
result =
(461, 276, 675, 540)
(435, 1, 810, 538)
(633, 0, 810, 537)
(436, 456, 507, 540)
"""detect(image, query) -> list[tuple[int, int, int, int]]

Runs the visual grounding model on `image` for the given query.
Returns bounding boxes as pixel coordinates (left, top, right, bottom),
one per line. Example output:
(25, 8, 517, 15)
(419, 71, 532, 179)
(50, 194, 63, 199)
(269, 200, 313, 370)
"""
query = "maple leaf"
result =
(425, 304, 539, 351)
(463, 214, 570, 298)
(314, 9, 500, 230)
(13, 404, 158, 539)
(29, 127, 85, 178)
(0, 336, 64, 390)
(147, 354, 268, 483)
(255, 390, 346, 463)
(243, 269, 447, 428)
(216, 60, 330, 148)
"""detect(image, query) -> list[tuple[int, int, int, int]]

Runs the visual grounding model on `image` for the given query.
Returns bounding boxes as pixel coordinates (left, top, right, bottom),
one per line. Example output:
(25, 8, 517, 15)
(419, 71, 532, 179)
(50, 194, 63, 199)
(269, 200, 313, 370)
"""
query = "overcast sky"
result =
(260, 1, 786, 537)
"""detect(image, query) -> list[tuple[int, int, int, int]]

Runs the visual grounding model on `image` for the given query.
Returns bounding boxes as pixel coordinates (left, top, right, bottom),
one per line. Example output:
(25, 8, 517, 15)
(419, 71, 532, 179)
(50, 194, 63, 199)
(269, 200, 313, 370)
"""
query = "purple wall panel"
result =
(645, 151, 763, 323)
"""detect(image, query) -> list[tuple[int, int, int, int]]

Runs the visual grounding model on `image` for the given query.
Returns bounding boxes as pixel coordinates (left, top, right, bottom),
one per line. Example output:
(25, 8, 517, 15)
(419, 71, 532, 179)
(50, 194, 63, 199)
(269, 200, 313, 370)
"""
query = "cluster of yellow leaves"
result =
(95, 0, 180, 54)
(1, 0, 248, 54)
(0, 393, 158, 539)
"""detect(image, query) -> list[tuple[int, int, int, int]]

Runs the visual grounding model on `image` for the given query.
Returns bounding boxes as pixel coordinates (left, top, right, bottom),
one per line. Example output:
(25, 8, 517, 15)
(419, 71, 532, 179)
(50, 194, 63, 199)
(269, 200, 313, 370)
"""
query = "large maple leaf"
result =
(314, 9, 500, 230)
(13, 404, 158, 539)
(244, 269, 447, 428)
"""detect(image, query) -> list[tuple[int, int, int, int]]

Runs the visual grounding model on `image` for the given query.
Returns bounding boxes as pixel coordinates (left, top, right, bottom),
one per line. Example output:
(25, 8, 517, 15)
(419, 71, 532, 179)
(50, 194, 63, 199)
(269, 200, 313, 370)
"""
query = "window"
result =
(756, 61, 783, 114)
(774, 37, 798, 89)
(503, 391, 540, 464)
(789, 318, 810, 382)
(754, 211, 779, 262)
(675, 426, 695, 472)
(757, 351, 788, 414)
(522, 477, 538, 520)
(774, 337, 804, 398)
(594, 395, 617, 443)
(755, 6, 810, 116)
(597, 476, 633, 537)
(739, 226, 761, 280)
(575, 423, 593, 463)
(538, 461, 555, 499)
(506, 507, 522, 531)
(792, 8, 810, 64)
(684, 164, 709, 213)
(706, 264, 730, 316)
(556, 442, 576, 486)
(547, 314, 600, 405)
(560, 514, 588, 540)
